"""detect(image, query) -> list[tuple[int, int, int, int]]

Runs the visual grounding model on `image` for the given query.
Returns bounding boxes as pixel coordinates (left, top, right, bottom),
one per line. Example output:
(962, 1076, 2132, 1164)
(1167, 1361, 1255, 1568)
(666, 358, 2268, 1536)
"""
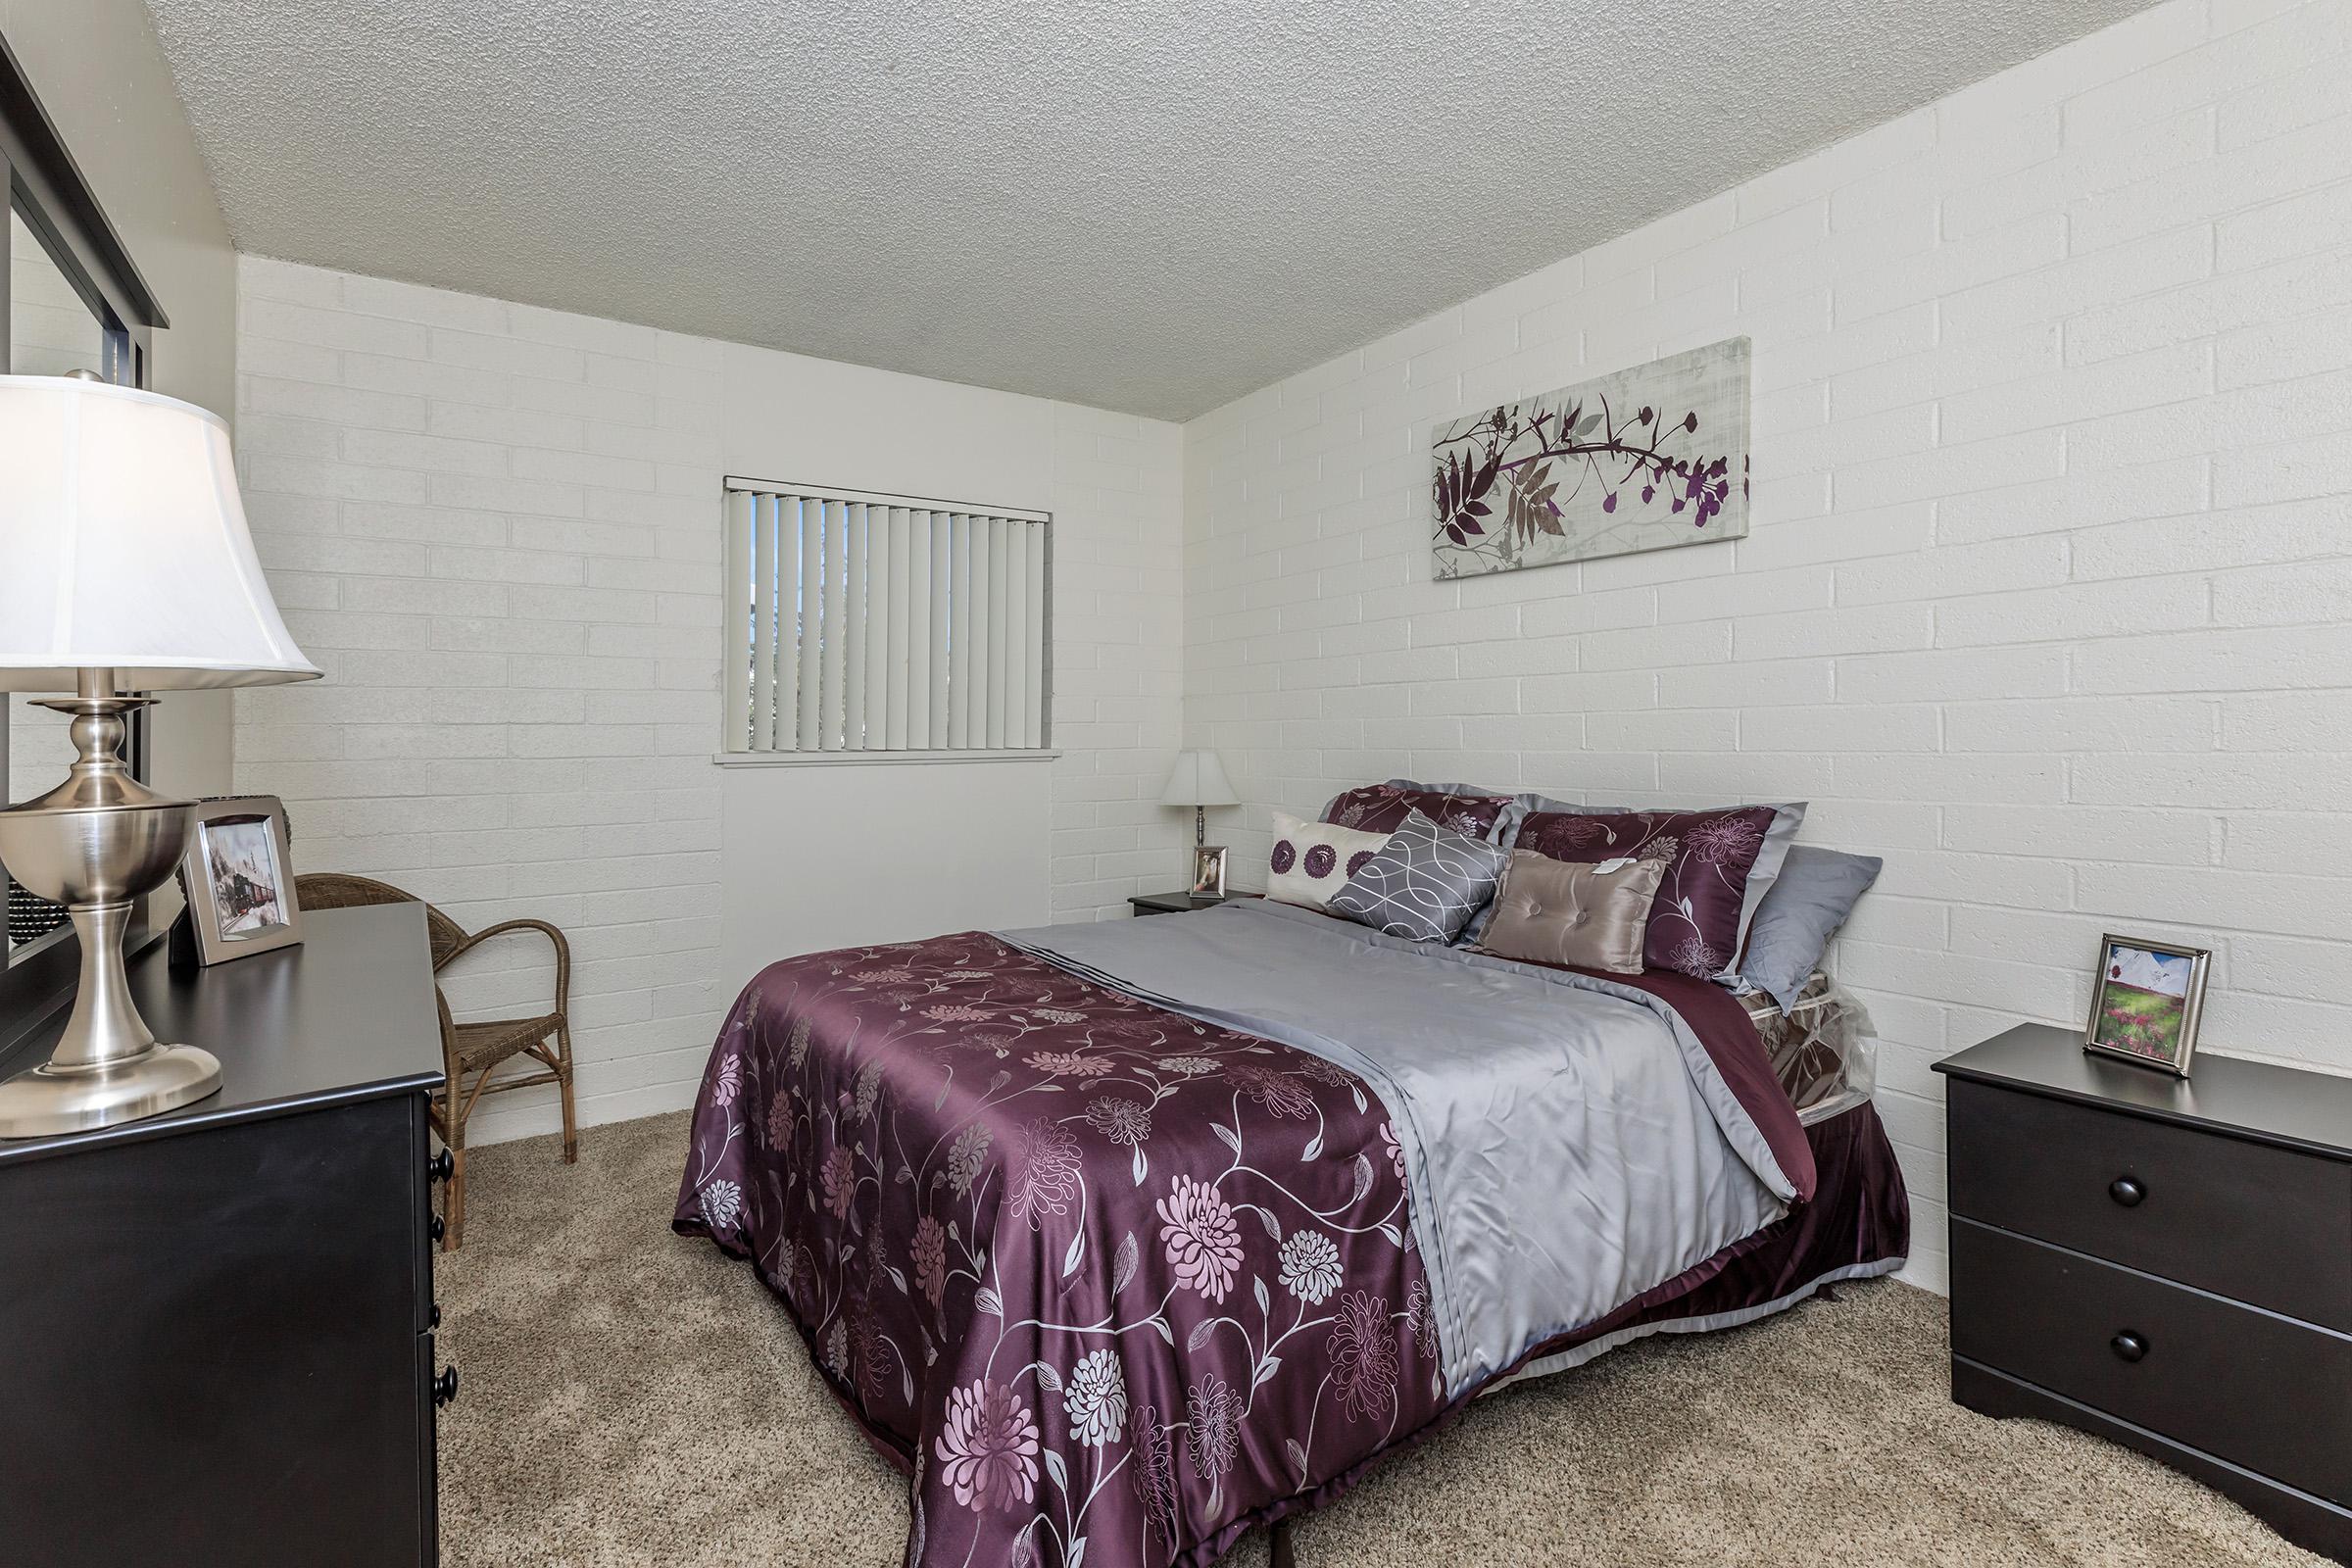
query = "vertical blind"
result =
(722, 480, 1051, 755)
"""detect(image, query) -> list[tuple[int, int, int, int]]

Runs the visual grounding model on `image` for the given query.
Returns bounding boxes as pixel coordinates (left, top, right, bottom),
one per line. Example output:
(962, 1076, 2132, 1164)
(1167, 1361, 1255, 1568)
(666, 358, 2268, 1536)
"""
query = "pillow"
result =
(1267, 810, 1391, 913)
(1737, 846, 1882, 1014)
(1459, 792, 1798, 952)
(1327, 808, 1511, 944)
(1505, 791, 1613, 818)
(1513, 802, 1807, 980)
(1321, 781, 1515, 842)
(1477, 850, 1666, 974)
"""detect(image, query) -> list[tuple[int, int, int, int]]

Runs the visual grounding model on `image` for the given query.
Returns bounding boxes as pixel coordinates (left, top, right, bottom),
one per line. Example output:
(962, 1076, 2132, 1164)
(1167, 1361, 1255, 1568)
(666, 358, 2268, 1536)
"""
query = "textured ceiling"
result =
(144, 0, 2155, 421)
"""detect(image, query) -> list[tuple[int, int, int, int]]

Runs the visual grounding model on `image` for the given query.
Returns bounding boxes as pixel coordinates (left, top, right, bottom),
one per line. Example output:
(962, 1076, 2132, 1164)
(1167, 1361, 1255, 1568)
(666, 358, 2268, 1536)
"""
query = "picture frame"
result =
(1190, 844, 1228, 900)
(2082, 932, 2210, 1077)
(174, 797, 304, 966)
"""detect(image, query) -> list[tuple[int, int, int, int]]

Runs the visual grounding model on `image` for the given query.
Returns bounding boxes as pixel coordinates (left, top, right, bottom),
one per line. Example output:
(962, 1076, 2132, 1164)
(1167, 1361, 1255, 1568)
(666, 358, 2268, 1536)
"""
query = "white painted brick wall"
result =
(1180, 0, 2352, 1293)
(234, 258, 1183, 1146)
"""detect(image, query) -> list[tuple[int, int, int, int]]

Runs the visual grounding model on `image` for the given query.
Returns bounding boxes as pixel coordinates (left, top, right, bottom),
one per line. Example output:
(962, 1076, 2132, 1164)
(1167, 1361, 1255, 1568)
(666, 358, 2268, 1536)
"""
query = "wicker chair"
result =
(295, 873, 575, 1250)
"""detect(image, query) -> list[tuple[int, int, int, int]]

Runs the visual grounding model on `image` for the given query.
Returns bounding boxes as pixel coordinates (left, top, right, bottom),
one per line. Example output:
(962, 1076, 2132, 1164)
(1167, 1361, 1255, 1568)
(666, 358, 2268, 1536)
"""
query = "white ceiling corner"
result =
(143, 0, 2159, 422)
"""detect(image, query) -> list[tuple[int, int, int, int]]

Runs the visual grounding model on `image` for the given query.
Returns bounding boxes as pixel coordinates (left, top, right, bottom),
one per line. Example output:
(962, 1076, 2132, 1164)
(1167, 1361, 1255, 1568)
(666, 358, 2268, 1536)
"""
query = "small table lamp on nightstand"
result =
(1159, 748, 1238, 897)
(0, 372, 320, 1136)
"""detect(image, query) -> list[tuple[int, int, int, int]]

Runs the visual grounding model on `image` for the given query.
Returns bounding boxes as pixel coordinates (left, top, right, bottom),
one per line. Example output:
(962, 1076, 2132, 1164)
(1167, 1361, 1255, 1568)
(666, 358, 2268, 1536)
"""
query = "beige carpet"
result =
(438, 1111, 2320, 1568)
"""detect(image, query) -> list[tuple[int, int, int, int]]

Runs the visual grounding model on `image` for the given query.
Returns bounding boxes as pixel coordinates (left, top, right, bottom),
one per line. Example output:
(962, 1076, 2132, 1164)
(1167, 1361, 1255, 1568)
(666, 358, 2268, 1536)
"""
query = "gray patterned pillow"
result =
(1328, 808, 1510, 944)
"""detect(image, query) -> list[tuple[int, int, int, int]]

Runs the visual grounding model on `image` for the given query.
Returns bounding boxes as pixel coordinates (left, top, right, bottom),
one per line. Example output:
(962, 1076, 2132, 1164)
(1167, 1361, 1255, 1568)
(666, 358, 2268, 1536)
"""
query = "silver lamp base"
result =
(0, 672, 220, 1138)
(0, 1042, 221, 1137)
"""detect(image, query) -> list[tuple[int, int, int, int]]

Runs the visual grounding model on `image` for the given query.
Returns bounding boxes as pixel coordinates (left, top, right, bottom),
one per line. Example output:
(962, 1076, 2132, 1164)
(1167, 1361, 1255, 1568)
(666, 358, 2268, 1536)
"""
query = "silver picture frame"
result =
(174, 796, 304, 966)
(1190, 845, 1228, 900)
(2082, 931, 2210, 1078)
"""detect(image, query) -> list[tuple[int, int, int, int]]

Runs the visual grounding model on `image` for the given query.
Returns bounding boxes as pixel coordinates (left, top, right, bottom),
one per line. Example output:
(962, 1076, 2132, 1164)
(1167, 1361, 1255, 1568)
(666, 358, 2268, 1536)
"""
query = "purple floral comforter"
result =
(675, 931, 1444, 1568)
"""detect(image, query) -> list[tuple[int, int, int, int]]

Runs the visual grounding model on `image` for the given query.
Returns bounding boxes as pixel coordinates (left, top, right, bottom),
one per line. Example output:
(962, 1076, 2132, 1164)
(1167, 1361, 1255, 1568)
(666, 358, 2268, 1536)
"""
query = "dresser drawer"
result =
(1947, 1078, 2352, 1330)
(1952, 1220, 2352, 1502)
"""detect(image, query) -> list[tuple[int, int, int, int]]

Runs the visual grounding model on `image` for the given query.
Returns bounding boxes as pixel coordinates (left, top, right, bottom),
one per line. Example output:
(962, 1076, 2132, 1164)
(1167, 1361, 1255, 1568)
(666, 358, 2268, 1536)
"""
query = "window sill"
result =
(711, 749, 1061, 767)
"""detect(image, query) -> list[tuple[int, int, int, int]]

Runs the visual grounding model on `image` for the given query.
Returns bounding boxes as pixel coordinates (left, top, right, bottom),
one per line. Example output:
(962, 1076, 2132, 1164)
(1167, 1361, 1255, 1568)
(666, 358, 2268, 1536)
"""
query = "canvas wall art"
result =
(1431, 335, 1751, 579)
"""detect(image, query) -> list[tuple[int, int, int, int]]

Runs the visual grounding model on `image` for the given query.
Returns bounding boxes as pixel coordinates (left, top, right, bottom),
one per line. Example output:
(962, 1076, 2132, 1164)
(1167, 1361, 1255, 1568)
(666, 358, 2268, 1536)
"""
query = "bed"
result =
(674, 899, 1907, 1568)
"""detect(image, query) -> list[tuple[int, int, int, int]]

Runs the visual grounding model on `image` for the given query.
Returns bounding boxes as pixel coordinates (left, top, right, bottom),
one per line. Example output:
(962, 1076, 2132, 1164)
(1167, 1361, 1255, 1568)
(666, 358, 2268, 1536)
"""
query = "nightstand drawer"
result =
(1948, 1078, 2352, 1330)
(1952, 1220, 2352, 1502)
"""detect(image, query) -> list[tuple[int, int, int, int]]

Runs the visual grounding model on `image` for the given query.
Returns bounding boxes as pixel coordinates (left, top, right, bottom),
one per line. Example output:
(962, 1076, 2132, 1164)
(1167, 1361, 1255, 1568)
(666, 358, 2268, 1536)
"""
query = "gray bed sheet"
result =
(997, 900, 1789, 1398)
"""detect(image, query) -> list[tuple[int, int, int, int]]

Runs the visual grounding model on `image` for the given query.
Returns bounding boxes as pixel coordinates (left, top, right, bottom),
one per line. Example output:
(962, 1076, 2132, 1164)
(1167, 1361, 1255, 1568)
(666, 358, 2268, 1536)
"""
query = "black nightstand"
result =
(1128, 891, 1234, 917)
(1936, 1023, 2352, 1562)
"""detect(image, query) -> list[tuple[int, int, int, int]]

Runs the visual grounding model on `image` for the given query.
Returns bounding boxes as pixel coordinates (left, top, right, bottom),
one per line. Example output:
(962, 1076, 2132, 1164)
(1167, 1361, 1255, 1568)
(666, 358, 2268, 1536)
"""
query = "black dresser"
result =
(0, 903, 449, 1567)
(1938, 1023, 2352, 1562)
(1128, 890, 1236, 916)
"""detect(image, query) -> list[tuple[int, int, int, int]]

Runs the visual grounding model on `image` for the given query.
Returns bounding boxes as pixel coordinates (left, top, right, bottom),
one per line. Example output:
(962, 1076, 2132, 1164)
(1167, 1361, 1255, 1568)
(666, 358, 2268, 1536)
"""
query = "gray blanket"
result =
(998, 900, 1789, 1396)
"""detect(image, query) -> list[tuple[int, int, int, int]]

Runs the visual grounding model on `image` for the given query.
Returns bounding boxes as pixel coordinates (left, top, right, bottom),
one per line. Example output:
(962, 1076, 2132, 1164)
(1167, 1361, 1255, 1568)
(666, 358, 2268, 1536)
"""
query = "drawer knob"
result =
(429, 1150, 455, 1184)
(2108, 1176, 2146, 1207)
(429, 1302, 442, 1330)
(2110, 1331, 2148, 1363)
(428, 1213, 446, 1244)
(433, 1365, 460, 1407)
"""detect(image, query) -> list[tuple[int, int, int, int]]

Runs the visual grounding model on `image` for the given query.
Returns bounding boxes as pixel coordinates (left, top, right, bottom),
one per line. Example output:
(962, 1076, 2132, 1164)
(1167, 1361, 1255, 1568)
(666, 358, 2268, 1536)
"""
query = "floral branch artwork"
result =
(1431, 335, 1751, 579)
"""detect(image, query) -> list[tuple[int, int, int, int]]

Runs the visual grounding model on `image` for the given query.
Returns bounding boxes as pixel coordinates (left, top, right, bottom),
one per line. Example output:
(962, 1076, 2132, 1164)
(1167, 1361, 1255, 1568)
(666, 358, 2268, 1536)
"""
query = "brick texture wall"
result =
(1180, 0, 2352, 1291)
(233, 257, 1183, 1144)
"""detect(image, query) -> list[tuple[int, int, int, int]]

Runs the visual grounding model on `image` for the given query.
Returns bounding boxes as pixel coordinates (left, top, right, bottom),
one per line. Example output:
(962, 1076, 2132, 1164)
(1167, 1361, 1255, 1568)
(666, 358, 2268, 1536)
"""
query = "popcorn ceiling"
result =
(146, 0, 2152, 419)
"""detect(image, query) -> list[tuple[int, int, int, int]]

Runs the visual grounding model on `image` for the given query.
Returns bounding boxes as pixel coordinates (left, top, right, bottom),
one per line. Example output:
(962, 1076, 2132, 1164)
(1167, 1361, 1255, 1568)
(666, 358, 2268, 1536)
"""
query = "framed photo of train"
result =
(175, 796, 304, 965)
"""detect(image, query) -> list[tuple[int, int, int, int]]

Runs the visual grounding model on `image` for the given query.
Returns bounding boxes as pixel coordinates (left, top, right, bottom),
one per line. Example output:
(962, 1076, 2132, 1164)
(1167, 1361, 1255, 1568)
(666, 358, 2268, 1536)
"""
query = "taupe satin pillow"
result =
(1478, 850, 1666, 974)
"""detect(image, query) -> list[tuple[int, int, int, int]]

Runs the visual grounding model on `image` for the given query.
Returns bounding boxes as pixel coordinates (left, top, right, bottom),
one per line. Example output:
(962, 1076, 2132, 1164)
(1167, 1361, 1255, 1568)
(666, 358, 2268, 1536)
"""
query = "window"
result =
(721, 479, 1051, 758)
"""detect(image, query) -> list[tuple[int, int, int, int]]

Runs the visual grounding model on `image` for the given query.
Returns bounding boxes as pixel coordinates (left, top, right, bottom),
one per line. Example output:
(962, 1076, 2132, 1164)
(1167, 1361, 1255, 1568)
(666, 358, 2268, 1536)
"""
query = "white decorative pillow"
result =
(1266, 810, 1390, 913)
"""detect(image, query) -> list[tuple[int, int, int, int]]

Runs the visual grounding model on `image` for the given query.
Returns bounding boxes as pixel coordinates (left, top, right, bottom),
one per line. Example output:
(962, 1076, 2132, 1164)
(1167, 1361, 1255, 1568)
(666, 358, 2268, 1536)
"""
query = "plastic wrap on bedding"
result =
(1740, 973, 1876, 1124)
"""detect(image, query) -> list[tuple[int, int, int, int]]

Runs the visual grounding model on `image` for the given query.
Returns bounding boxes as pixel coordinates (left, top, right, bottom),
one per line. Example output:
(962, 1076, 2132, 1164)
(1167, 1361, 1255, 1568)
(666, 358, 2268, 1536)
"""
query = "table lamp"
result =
(1159, 748, 1237, 892)
(0, 372, 319, 1137)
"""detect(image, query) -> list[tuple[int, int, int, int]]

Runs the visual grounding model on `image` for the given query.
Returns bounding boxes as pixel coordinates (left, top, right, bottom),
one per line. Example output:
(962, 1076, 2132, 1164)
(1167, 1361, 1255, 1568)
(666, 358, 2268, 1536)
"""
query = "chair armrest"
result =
(436, 918, 571, 1016)
(433, 984, 460, 1083)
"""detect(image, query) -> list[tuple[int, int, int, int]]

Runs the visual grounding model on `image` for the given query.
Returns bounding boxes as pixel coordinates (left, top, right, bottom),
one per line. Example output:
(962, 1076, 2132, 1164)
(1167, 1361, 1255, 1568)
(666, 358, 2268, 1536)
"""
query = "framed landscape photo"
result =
(175, 797, 304, 965)
(2082, 933, 2210, 1077)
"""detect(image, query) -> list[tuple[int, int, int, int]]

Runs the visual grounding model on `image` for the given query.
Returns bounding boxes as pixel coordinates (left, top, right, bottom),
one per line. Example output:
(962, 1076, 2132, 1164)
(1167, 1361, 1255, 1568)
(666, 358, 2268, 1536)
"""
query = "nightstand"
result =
(1128, 891, 1233, 917)
(1936, 1024, 2352, 1563)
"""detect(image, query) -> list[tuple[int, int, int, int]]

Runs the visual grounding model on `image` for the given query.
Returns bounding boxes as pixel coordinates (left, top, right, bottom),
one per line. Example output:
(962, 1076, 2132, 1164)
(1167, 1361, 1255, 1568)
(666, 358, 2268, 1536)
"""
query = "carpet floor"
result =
(438, 1111, 2320, 1567)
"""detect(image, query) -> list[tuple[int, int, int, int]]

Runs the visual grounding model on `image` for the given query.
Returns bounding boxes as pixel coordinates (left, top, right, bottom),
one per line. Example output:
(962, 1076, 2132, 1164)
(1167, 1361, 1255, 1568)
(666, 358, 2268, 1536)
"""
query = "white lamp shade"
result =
(0, 374, 319, 691)
(1159, 748, 1238, 807)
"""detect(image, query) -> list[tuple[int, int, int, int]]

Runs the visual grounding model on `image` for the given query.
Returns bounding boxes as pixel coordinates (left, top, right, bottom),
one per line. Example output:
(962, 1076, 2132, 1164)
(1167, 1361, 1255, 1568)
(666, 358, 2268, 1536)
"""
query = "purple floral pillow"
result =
(1322, 783, 1512, 842)
(1513, 806, 1783, 979)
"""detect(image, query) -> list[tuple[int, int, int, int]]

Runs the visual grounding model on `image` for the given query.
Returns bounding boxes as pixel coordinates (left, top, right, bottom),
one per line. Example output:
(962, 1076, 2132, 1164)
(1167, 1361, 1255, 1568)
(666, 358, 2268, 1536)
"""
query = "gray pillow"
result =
(1326, 785, 1523, 948)
(1738, 846, 1883, 1013)
(1328, 808, 1510, 944)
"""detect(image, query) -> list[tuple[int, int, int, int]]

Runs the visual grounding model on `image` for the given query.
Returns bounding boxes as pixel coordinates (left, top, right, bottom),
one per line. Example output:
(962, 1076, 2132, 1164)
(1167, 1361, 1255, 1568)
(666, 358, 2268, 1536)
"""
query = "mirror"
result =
(4, 207, 109, 958)
(10, 209, 105, 374)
